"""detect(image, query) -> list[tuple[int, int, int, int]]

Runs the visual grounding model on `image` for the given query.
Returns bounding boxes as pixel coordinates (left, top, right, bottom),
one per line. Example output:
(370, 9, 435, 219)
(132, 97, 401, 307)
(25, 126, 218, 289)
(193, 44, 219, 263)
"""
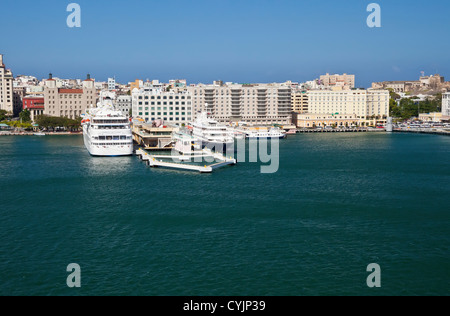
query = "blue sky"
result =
(1, 0, 449, 87)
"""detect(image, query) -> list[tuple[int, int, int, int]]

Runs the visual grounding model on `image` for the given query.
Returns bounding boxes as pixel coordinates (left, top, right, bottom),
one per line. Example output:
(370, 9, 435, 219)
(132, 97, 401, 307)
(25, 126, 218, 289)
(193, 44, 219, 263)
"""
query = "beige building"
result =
(418, 112, 447, 122)
(307, 89, 389, 123)
(187, 83, 292, 125)
(0, 54, 14, 115)
(292, 113, 360, 128)
(320, 73, 355, 89)
(366, 89, 390, 119)
(372, 81, 406, 93)
(372, 74, 450, 93)
(44, 74, 97, 119)
(291, 90, 308, 113)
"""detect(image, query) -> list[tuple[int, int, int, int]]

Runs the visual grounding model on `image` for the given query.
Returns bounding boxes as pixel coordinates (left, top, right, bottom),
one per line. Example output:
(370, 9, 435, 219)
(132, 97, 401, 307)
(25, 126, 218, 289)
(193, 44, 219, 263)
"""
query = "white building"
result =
(116, 95, 132, 116)
(0, 54, 14, 115)
(442, 93, 450, 116)
(108, 77, 116, 91)
(186, 82, 292, 125)
(131, 87, 193, 125)
(307, 89, 389, 121)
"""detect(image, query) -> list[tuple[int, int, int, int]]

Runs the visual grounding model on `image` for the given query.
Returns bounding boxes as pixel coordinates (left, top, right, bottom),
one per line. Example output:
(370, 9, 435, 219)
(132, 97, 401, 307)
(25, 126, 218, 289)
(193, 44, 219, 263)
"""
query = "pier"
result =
(136, 149, 236, 173)
(393, 128, 450, 136)
(297, 128, 373, 133)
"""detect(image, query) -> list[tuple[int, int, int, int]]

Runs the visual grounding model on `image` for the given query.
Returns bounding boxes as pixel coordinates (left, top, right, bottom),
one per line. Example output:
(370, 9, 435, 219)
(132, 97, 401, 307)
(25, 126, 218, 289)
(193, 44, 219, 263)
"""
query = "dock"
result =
(136, 149, 236, 173)
(393, 128, 450, 136)
(297, 128, 371, 133)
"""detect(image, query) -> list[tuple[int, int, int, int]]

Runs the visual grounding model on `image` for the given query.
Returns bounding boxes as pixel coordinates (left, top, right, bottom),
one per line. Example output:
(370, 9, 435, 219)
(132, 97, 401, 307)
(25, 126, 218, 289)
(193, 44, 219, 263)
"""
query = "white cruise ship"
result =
(191, 110, 234, 152)
(82, 92, 133, 156)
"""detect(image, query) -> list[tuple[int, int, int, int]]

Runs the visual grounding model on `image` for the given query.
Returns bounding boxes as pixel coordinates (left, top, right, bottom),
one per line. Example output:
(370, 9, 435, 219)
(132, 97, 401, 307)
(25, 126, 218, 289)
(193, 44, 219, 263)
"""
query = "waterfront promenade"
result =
(0, 131, 82, 136)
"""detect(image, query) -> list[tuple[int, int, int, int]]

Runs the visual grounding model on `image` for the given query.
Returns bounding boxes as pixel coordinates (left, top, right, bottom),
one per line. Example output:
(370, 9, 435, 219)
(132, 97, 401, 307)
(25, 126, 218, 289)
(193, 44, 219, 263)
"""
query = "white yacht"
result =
(191, 110, 234, 152)
(82, 92, 133, 156)
(246, 127, 286, 139)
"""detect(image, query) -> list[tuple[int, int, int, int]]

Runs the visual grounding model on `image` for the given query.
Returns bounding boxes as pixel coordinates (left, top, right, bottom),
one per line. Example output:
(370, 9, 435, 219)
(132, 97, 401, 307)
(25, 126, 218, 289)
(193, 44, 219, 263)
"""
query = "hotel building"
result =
(292, 113, 360, 128)
(131, 87, 193, 125)
(186, 82, 292, 125)
(44, 74, 97, 119)
(307, 89, 389, 122)
(0, 54, 14, 115)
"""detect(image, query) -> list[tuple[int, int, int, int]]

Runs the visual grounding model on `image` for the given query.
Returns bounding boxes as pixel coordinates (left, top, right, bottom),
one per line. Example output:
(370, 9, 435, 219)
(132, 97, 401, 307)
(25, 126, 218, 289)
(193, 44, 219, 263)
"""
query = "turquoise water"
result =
(0, 133, 449, 296)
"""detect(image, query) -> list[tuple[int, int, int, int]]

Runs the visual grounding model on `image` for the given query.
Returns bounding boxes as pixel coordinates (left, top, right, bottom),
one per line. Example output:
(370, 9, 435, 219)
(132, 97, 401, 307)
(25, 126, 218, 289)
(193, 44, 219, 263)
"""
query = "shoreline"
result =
(0, 132, 82, 136)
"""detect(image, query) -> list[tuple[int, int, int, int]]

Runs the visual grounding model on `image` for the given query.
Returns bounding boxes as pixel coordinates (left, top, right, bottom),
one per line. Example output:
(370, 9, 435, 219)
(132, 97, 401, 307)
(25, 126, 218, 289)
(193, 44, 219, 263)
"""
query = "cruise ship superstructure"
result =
(82, 92, 133, 156)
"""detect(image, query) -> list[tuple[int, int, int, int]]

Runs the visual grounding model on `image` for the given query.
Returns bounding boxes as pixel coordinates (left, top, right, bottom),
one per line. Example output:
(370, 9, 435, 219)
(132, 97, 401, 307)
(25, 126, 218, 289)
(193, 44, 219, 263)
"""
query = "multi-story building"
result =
(23, 96, 45, 121)
(129, 79, 143, 92)
(443, 93, 450, 116)
(116, 95, 132, 116)
(307, 89, 389, 123)
(187, 82, 292, 125)
(372, 74, 450, 93)
(291, 90, 308, 113)
(366, 89, 390, 119)
(292, 113, 360, 128)
(44, 74, 97, 119)
(13, 86, 26, 116)
(132, 87, 193, 125)
(0, 54, 14, 115)
(320, 73, 355, 89)
(108, 77, 116, 91)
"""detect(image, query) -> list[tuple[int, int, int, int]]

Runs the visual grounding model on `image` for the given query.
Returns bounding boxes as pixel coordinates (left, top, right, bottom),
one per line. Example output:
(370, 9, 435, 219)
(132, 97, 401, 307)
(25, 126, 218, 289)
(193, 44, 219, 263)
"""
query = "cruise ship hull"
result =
(86, 144, 133, 157)
(83, 127, 133, 157)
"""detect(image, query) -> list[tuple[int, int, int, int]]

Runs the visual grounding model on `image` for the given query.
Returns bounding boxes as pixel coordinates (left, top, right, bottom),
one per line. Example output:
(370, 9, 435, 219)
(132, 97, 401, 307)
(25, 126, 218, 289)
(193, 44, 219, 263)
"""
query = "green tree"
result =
(19, 109, 31, 123)
(0, 109, 7, 121)
(35, 115, 80, 132)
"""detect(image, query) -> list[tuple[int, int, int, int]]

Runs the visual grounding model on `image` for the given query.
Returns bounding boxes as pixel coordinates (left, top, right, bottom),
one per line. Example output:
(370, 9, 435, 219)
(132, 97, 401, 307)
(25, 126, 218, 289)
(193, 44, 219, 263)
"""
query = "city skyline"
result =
(1, 0, 450, 86)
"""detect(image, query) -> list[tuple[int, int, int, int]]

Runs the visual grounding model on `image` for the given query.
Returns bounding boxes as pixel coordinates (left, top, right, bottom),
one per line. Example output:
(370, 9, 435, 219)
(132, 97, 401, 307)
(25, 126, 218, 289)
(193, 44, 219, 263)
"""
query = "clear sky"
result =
(1, 0, 449, 87)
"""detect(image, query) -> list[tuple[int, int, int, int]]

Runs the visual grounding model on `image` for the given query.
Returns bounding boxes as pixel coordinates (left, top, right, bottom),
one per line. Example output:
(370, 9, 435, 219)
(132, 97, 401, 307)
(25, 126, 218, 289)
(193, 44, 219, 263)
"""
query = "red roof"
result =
(59, 89, 83, 94)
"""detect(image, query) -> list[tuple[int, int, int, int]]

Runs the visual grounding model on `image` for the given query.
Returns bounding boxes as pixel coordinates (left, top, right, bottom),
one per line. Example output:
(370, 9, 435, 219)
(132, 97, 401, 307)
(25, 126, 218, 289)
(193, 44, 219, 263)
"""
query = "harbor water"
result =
(0, 133, 449, 295)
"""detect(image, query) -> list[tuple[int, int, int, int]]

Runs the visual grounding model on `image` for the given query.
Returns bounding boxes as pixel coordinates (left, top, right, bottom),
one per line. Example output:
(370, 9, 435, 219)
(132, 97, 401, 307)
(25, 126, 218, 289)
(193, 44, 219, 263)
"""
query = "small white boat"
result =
(246, 127, 286, 139)
(34, 132, 46, 136)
